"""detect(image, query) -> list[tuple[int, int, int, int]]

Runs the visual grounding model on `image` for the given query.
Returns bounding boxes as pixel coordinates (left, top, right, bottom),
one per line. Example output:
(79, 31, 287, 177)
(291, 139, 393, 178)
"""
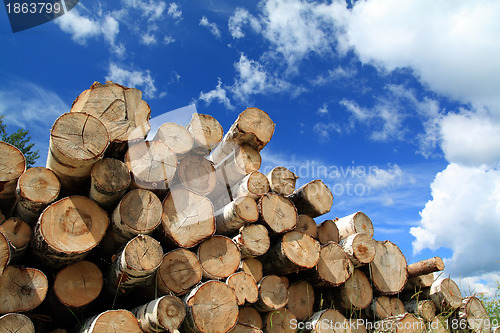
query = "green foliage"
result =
(0, 115, 39, 167)
(478, 281, 500, 325)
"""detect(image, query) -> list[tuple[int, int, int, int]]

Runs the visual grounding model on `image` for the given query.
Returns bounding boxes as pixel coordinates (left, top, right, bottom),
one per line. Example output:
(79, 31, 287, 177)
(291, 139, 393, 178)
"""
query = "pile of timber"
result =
(0, 81, 493, 333)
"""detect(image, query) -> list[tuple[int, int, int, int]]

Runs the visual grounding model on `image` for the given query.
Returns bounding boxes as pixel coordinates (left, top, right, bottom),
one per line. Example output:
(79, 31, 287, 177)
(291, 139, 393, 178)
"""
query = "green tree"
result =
(0, 115, 39, 167)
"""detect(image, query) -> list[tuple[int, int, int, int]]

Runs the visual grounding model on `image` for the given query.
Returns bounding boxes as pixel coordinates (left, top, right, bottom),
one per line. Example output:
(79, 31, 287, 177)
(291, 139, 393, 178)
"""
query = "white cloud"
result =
(199, 79, 234, 110)
(317, 103, 328, 115)
(313, 121, 340, 142)
(411, 163, 500, 277)
(228, 8, 262, 39)
(312, 66, 357, 86)
(167, 2, 182, 20)
(106, 63, 158, 99)
(365, 164, 407, 190)
(164, 36, 176, 45)
(122, 0, 167, 21)
(200, 16, 221, 39)
(141, 33, 157, 46)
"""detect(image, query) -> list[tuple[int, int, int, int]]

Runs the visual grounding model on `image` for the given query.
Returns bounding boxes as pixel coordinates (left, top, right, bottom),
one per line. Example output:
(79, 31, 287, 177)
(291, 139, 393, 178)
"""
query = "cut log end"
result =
(296, 214, 318, 238)
(262, 308, 296, 333)
(430, 278, 462, 312)
(178, 155, 217, 195)
(255, 275, 289, 312)
(374, 313, 426, 333)
(336, 211, 374, 240)
(132, 295, 186, 333)
(312, 241, 354, 287)
(240, 258, 263, 283)
(0, 142, 26, 216)
(238, 307, 262, 329)
(288, 179, 333, 218)
(317, 219, 339, 244)
(286, 280, 314, 321)
(258, 193, 297, 234)
(157, 248, 202, 296)
(0, 313, 35, 333)
(226, 272, 259, 305)
(233, 223, 270, 258)
(154, 122, 194, 156)
(79, 309, 141, 333)
(187, 113, 224, 153)
(338, 269, 373, 311)
(198, 235, 241, 279)
(370, 240, 408, 295)
(90, 158, 131, 207)
(340, 232, 376, 267)
(266, 166, 297, 196)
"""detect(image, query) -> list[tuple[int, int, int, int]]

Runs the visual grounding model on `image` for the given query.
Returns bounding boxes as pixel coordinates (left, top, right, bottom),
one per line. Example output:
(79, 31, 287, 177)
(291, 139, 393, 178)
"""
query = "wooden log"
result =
(108, 234, 163, 295)
(281, 276, 290, 288)
(286, 280, 314, 321)
(254, 275, 289, 312)
(373, 313, 425, 333)
(216, 196, 259, 235)
(404, 299, 436, 322)
(266, 166, 297, 196)
(224, 107, 275, 151)
(336, 211, 374, 240)
(262, 231, 320, 275)
(154, 122, 194, 157)
(404, 273, 435, 291)
(230, 324, 263, 333)
(262, 308, 296, 333)
(428, 315, 449, 333)
(369, 240, 408, 295)
(338, 269, 373, 310)
(351, 320, 368, 333)
(365, 297, 406, 320)
(213, 144, 262, 187)
(296, 214, 318, 238)
(0, 265, 48, 314)
(124, 140, 177, 194)
(198, 235, 241, 279)
(156, 248, 202, 296)
(287, 179, 333, 218)
(339, 233, 376, 267)
(161, 188, 215, 248)
(53, 260, 102, 310)
(258, 193, 297, 235)
(46, 113, 109, 194)
(78, 309, 142, 333)
(70, 81, 151, 158)
(89, 158, 131, 209)
(231, 171, 270, 200)
(226, 272, 259, 305)
(178, 155, 217, 195)
(183, 280, 239, 333)
(0, 231, 10, 274)
(238, 306, 262, 328)
(0, 141, 26, 217)
(0, 313, 35, 333)
(240, 258, 263, 283)
(457, 296, 491, 333)
(303, 309, 350, 333)
(306, 241, 353, 287)
(317, 219, 339, 244)
(15, 167, 60, 224)
(429, 278, 462, 312)
(0, 217, 31, 261)
(131, 295, 186, 333)
(233, 224, 270, 258)
(186, 113, 224, 155)
(31, 196, 109, 268)
(407, 257, 444, 278)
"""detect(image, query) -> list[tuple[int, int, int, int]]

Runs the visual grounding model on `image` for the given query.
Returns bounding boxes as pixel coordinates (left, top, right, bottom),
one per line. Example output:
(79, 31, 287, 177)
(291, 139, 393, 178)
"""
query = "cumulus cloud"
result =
(167, 2, 182, 20)
(366, 164, 407, 190)
(200, 16, 221, 39)
(106, 63, 158, 98)
(228, 8, 262, 39)
(198, 79, 234, 110)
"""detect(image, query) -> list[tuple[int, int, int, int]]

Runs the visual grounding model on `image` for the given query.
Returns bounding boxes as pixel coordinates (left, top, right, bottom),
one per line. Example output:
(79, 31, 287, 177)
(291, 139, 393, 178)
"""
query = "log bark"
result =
(258, 193, 297, 235)
(0, 141, 26, 217)
(296, 214, 318, 238)
(54, 260, 103, 309)
(78, 309, 142, 333)
(254, 275, 289, 312)
(0, 313, 35, 333)
(226, 272, 259, 305)
(178, 155, 217, 195)
(212, 144, 262, 187)
(262, 231, 320, 275)
(369, 240, 408, 295)
(124, 140, 177, 194)
(365, 297, 406, 320)
(404, 273, 434, 291)
(197, 235, 241, 280)
(0, 265, 48, 314)
(46, 112, 108, 194)
(240, 258, 263, 283)
(233, 224, 270, 258)
(404, 299, 436, 322)
(70, 81, 151, 158)
(306, 241, 353, 287)
(215, 196, 259, 235)
(15, 166, 60, 224)
(89, 158, 131, 209)
(0, 232, 10, 274)
(131, 295, 186, 333)
(304, 309, 350, 333)
(336, 212, 374, 240)
(107, 234, 163, 295)
(287, 179, 333, 218)
(407, 257, 444, 278)
(231, 171, 270, 200)
(428, 315, 449, 333)
(31, 196, 109, 268)
(317, 219, 339, 244)
(266, 166, 297, 196)
(0, 217, 31, 261)
(286, 280, 314, 321)
(457, 296, 491, 333)
(429, 278, 462, 312)
(373, 313, 425, 333)
(156, 248, 202, 296)
(154, 122, 194, 157)
(339, 233, 376, 267)
(182, 280, 239, 333)
(262, 308, 296, 333)
(161, 188, 215, 248)
(238, 307, 262, 329)
(338, 269, 373, 311)
(186, 113, 224, 155)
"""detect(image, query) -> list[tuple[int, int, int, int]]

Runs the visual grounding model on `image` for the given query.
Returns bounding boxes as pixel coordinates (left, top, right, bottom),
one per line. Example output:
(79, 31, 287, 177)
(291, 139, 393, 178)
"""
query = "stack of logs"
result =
(0, 81, 493, 333)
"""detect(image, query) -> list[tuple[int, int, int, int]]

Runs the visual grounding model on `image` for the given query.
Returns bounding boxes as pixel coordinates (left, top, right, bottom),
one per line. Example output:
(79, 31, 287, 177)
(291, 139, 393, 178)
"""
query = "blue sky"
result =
(1, 0, 500, 295)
